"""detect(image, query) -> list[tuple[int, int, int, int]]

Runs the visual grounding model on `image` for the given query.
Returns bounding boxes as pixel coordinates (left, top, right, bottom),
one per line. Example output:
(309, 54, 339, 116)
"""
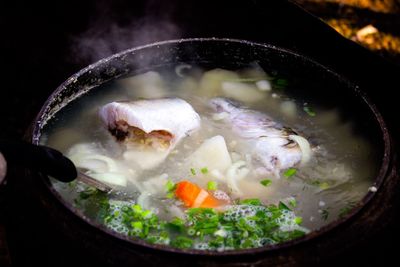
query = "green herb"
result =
(207, 181, 218, 191)
(187, 208, 220, 237)
(171, 236, 194, 249)
(320, 182, 330, 190)
(166, 192, 175, 199)
(114, 204, 160, 239)
(165, 217, 185, 233)
(131, 221, 143, 231)
(132, 204, 142, 213)
(303, 106, 316, 117)
(101, 198, 307, 250)
(146, 231, 170, 245)
(165, 180, 176, 192)
(74, 186, 110, 220)
(190, 168, 196, 175)
(339, 202, 357, 219)
(279, 201, 291, 211)
(260, 179, 272, 187)
(240, 198, 262, 206)
(310, 180, 330, 190)
(165, 180, 177, 199)
(294, 217, 303, 225)
(283, 168, 297, 178)
(288, 198, 297, 208)
(321, 209, 329, 221)
(78, 187, 98, 199)
(201, 167, 209, 174)
(187, 227, 196, 236)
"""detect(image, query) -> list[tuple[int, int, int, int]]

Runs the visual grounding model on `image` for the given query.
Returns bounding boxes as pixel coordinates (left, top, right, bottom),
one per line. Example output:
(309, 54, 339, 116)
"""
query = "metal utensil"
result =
(76, 168, 113, 193)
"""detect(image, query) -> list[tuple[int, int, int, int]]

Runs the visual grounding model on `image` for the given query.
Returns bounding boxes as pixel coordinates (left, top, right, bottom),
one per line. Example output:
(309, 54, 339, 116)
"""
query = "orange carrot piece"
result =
(175, 180, 220, 208)
(175, 181, 201, 207)
(200, 194, 220, 208)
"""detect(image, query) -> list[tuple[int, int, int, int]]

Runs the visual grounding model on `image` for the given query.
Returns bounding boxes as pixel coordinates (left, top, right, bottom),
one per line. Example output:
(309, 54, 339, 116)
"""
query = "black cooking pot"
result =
(20, 38, 397, 266)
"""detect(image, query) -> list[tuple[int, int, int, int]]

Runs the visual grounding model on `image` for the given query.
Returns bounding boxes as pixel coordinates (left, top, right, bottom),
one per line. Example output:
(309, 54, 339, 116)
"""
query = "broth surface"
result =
(41, 65, 379, 250)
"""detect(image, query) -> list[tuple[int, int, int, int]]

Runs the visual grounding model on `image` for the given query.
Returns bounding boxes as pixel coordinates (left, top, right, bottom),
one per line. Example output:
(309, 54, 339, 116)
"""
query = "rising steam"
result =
(69, 1, 181, 65)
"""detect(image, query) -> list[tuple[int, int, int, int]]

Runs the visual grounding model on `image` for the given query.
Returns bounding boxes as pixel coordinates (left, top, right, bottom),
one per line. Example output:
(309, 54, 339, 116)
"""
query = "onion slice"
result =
(289, 135, 312, 165)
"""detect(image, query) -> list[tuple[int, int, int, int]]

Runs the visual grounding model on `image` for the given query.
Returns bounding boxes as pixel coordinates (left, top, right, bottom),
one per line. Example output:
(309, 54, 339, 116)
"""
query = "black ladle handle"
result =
(0, 140, 77, 182)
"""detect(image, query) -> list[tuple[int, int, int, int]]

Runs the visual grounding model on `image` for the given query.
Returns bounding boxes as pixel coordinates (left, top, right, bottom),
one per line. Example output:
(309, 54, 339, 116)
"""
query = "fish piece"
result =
(209, 98, 310, 176)
(99, 98, 201, 150)
(99, 98, 201, 170)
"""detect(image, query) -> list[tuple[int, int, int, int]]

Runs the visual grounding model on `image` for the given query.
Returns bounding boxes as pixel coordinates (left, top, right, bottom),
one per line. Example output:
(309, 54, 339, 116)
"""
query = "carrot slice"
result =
(175, 181, 220, 208)
(175, 181, 201, 207)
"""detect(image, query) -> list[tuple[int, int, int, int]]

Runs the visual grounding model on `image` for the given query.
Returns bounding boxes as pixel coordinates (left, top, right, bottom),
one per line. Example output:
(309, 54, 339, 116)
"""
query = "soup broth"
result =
(41, 64, 379, 251)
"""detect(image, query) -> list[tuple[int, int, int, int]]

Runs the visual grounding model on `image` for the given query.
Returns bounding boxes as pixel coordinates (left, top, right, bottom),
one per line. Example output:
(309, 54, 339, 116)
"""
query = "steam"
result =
(69, 2, 181, 65)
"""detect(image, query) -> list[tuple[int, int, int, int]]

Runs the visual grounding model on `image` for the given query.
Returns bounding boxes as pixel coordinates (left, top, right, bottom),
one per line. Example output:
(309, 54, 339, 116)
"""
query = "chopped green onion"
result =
(319, 182, 330, 190)
(260, 179, 272, 187)
(171, 236, 193, 249)
(165, 180, 176, 192)
(288, 198, 297, 208)
(294, 217, 303, 225)
(207, 181, 218, 191)
(165, 180, 177, 199)
(339, 201, 357, 218)
(279, 201, 291, 211)
(201, 167, 209, 174)
(240, 198, 262, 206)
(190, 168, 196, 175)
(310, 180, 330, 190)
(166, 217, 185, 233)
(187, 227, 196, 236)
(78, 187, 98, 199)
(303, 106, 316, 117)
(131, 204, 142, 214)
(321, 209, 329, 221)
(283, 168, 297, 178)
(142, 210, 152, 218)
(104, 215, 113, 223)
(100, 195, 308, 250)
(131, 221, 143, 230)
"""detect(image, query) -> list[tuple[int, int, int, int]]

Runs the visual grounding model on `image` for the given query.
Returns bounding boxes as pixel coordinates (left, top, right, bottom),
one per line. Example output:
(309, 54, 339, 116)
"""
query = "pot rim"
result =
(31, 37, 392, 256)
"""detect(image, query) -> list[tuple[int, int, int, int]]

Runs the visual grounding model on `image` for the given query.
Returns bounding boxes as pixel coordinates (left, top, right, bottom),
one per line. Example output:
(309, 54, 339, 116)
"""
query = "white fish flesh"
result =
(209, 97, 310, 176)
(99, 98, 200, 149)
(99, 98, 201, 169)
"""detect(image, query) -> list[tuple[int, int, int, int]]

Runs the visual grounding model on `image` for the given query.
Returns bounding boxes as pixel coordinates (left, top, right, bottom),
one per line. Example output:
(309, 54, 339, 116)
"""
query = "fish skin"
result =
(99, 98, 201, 148)
(209, 97, 303, 175)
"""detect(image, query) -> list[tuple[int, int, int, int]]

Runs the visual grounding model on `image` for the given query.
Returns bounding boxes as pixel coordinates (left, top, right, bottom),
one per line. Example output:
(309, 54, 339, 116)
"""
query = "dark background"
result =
(1, 0, 399, 266)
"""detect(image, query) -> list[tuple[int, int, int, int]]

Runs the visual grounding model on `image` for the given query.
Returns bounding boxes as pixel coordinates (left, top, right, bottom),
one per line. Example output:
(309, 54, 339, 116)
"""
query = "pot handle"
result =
(0, 140, 77, 184)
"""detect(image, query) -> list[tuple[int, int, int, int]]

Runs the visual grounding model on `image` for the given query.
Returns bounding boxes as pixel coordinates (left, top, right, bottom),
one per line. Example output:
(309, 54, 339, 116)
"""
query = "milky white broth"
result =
(41, 65, 378, 250)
